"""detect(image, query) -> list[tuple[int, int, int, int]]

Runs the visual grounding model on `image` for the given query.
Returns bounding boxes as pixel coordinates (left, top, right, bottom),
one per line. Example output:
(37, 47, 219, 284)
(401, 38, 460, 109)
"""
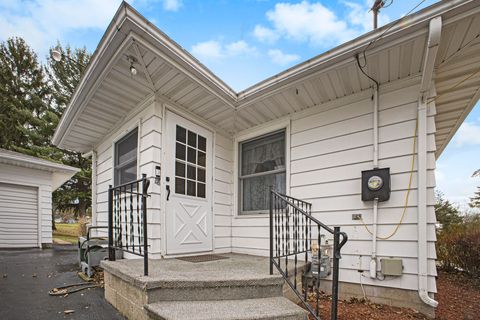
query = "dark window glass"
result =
(198, 151, 206, 167)
(197, 183, 206, 198)
(175, 161, 185, 177)
(187, 180, 196, 196)
(197, 168, 206, 182)
(114, 128, 138, 186)
(198, 135, 206, 152)
(176, 142, 186, 160)
(188, 131, 197, 147)
(187, 147, 196, 163)
(187, 165, 196, 180)
(175, 177, 185, 195)
(176, 125, 186, 143)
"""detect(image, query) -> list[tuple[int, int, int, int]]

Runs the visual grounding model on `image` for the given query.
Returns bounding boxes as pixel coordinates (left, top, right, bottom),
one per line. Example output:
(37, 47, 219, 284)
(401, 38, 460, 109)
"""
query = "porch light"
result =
(52, 49, 62, 62)
(130, 64, 137, 76)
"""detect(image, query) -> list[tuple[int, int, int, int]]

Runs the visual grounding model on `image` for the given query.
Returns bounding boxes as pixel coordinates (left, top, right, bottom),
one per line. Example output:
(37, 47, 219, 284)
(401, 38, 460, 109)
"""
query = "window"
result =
(174, 125, 207, 198)
(114, 128, 138, 186)
(239, 130, 286, 214)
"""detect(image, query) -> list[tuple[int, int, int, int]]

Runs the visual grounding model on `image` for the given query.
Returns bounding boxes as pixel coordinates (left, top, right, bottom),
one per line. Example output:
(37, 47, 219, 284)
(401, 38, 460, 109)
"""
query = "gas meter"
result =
(311, 237, 332, 278)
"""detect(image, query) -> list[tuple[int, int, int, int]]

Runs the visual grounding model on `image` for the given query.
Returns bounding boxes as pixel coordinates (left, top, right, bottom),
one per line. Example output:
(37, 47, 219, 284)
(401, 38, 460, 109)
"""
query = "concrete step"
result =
(146, 276, 284, 302)
(144, 297, 309, 320)
(102, 255, 286, 302)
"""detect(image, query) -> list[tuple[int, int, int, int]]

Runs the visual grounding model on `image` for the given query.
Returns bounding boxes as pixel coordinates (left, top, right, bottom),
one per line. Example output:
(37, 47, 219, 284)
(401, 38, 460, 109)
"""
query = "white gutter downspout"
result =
(370, 84, 379, 279)
(91, 150, 98, 227)
(417, 16, 441, 308)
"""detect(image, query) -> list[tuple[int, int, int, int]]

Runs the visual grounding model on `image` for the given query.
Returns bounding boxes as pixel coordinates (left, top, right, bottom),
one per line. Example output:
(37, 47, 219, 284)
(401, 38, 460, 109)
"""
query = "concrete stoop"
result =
(101, 255, 308, 320)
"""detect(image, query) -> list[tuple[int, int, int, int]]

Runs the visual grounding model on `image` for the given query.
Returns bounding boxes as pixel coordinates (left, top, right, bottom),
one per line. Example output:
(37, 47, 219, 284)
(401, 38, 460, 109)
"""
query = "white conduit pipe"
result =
(417, 17, 441, 308)
(370, 84, 379, 279)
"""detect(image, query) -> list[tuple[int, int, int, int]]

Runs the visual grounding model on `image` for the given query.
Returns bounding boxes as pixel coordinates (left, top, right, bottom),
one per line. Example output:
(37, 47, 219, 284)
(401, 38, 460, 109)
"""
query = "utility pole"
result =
(371, 0, 385, 30)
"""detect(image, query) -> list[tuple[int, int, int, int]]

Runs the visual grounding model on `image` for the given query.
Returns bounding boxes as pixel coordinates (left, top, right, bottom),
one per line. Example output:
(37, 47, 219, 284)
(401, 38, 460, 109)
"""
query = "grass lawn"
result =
(53, 223, 80, 244)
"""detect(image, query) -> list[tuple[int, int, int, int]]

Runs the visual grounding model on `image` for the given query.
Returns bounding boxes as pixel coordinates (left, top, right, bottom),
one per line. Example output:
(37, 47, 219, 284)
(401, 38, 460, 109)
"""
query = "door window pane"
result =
(175, 177, 185, 195)
(188, 131, 197, 147)
(176, 142, 186, 160)
(176, 125, 186, 143)
(174, 126, 208, 198)
(187, 180, 196, 196)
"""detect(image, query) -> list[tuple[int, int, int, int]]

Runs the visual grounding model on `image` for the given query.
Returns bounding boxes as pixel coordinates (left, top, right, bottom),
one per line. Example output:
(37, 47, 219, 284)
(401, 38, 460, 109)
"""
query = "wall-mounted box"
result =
(380, 258, 403, 276)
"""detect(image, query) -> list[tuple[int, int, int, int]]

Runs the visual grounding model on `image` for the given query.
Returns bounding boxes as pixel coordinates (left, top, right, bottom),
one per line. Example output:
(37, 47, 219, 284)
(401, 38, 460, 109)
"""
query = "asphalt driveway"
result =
(0, 245, 124, 320)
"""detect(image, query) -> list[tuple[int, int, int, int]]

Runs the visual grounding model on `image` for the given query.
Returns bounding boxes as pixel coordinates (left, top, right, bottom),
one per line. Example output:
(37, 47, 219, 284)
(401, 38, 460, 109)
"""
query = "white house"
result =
(0, 149, 79, 248)
(52, 0, 480, 317)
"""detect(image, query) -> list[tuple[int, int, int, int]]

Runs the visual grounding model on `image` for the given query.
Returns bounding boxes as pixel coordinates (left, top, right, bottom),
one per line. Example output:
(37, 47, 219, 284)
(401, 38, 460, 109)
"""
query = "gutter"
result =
(417, 16, 441, 309)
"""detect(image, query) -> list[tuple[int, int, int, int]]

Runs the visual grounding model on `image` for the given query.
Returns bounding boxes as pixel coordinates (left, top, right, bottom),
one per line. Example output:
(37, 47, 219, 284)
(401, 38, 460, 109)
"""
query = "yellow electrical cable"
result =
(360, 119, 418, 240)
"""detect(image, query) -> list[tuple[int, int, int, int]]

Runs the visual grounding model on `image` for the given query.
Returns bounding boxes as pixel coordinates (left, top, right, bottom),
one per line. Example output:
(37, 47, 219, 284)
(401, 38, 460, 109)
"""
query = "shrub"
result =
(436, 217, 480, 277)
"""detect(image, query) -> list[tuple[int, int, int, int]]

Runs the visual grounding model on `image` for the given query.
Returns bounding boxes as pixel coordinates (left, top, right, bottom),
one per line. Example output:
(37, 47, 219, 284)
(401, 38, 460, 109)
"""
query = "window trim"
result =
(113, 127, 139, 187)
(235, 121, 290, 216)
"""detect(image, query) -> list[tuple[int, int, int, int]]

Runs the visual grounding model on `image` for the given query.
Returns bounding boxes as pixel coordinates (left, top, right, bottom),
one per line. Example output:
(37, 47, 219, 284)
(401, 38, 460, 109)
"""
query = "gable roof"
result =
(0, 148, 80, 190)
(53, 0, 480, 156)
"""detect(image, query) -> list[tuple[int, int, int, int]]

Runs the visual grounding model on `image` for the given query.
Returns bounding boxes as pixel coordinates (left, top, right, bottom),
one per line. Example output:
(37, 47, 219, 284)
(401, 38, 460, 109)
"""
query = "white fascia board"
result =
(0, 149, 80, 175)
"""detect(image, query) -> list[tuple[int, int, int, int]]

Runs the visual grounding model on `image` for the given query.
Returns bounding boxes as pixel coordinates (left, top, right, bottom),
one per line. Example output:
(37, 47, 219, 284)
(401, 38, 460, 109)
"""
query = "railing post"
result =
(108, 185, 116, 261)
(331, 226, 341, 320)
(269, 189, 274, 275)
(142, 174, 149, 276)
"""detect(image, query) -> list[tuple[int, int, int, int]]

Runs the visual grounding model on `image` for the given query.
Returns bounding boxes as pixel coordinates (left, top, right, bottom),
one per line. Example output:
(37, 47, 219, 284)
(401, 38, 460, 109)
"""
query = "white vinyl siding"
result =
(231, 83, 437, 294)
(93, 98, 234, 257)
(0, 164, 53, 248)
(0, 183, 38, 248)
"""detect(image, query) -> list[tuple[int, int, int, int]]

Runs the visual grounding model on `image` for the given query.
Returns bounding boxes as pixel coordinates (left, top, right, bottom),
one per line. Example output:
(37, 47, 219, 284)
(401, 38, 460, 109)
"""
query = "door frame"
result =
(160, 104, 216, 256)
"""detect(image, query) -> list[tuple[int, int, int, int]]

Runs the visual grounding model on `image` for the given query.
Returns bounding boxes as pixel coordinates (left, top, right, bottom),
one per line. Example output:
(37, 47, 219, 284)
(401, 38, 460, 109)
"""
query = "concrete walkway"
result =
(0, 245, 124, 320)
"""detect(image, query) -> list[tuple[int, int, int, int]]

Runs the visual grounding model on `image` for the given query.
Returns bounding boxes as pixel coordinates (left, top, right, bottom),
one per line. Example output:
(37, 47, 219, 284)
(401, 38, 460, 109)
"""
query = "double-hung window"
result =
(114, 128, 138, 186)
(239, 130, 286, 214)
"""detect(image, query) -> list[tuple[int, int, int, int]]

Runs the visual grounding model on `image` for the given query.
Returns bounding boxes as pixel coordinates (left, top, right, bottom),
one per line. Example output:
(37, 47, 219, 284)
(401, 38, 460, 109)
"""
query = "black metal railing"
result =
(108, 174, 150, 276)
(269, 190, 348, 320)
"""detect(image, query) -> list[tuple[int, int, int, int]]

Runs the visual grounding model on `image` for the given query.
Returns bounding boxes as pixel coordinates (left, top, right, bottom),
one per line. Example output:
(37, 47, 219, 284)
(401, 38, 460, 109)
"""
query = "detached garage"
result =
(0, 149, 79, 248)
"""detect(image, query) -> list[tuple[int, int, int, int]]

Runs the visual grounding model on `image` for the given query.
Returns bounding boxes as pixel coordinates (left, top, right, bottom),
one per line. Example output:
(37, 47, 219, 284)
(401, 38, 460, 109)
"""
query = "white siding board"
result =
(231, 82, 438, 296)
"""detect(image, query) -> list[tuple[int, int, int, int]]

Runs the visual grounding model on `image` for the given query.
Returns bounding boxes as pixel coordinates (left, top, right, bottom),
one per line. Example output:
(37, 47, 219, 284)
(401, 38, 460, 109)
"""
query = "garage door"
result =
(0, 183, 38, 248)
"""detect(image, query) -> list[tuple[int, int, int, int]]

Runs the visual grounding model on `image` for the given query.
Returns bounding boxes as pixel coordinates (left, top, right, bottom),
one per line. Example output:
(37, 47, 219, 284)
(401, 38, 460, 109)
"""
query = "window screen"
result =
(174, 125, 207, 198)
(239, 130, 286, 213)
(114, 128, 138, 186)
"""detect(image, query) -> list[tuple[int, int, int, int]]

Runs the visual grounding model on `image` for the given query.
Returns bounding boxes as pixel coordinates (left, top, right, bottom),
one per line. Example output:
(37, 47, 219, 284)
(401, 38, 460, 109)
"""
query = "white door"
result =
(0, 183, 38, 248)
(165, 111, 213, 255)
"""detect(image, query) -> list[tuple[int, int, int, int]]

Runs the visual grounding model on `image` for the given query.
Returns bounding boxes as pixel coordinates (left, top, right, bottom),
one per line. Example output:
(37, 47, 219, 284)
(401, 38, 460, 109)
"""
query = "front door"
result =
(165, 110, 213, 255)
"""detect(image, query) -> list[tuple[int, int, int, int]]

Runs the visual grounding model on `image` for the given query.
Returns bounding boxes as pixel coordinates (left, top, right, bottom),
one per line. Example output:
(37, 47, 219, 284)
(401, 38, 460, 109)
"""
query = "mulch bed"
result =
(305, 270, 479, 319)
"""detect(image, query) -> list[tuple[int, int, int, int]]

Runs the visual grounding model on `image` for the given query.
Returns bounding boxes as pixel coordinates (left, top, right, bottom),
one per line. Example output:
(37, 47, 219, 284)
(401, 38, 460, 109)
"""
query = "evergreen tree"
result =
(470, 169, 480, 208)
(435, 191, 463, 230)
(0, 37, 92, 222)
(46, 44, 92, 219)
(0, 37, 53, 154)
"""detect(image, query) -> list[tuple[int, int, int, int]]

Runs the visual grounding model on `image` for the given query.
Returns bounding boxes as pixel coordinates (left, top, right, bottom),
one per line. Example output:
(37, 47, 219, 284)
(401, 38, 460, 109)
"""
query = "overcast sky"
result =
(1, 0, 478, 210)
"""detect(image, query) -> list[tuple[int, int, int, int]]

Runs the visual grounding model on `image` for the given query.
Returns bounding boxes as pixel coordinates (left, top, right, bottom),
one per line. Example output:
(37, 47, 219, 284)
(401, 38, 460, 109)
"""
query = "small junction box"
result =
(380, 258, 403, 276)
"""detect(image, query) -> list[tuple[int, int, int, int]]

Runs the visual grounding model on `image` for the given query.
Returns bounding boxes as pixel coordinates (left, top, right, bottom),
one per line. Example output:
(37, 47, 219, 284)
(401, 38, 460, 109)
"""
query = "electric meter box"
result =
(380, 258, 403, 276)
(361, 168, 391, 202)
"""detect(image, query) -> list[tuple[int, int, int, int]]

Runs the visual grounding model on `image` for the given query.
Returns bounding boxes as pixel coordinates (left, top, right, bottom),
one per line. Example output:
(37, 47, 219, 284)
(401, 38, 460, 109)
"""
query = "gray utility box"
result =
(380, 258, 403, 276)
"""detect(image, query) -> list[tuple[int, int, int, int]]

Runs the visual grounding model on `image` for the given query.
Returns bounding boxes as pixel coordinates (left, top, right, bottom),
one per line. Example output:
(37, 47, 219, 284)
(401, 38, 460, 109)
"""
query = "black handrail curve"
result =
(269, 190, 348, 320)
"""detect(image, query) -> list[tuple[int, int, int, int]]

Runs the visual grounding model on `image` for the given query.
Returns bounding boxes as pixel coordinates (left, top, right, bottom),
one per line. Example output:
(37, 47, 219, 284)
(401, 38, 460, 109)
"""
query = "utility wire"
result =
(357, 0, 428, 85)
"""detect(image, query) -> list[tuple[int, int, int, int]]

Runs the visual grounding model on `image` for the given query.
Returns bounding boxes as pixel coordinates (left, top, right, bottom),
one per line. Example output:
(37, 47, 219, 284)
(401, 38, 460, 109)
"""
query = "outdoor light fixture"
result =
(51, 48, 85, 68)
(51, 49, 62, 62)
(126, 55, 138, 76)
(130, 64, 137, 75)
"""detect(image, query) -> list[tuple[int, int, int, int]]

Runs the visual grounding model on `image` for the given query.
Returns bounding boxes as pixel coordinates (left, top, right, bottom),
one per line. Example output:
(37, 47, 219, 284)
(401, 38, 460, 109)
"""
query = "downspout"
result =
(417, 16, 441, 308)
(370, 84, 379, 279)
(91, 150, 98, 227)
